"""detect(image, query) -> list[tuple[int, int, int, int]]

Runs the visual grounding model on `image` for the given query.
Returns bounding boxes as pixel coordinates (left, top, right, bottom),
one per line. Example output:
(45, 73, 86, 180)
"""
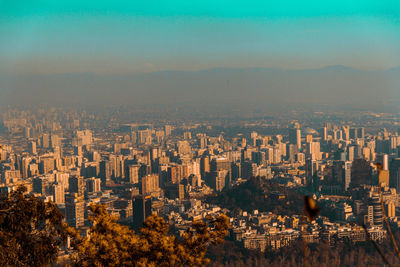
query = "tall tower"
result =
(289, 124, 301, 150)
(65, 193, 85, 228)
(389, 158, 400, 191)
(200, 156, 210, 179)
(51, 183, 65, 204)
(377, 154, 390, 186)
(343, 161, 352, 191)
(28, 141, 37, 155)
(132, 195, 152, 230)
(100, 160, 112, 185)
(69, 176, 85, 196)
(332, 160, 352, 191)
(305, 159, 318, 188)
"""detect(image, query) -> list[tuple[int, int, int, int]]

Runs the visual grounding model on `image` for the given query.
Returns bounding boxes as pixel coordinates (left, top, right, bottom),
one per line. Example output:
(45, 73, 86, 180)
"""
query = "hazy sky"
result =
(1, 0, 400, 74)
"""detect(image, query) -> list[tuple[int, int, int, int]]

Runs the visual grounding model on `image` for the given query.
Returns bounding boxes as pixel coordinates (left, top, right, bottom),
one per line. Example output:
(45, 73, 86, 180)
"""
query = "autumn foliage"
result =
(0, 187, 229, 266)
(68, 204, 230, 267)
(0, 186, 67, 266)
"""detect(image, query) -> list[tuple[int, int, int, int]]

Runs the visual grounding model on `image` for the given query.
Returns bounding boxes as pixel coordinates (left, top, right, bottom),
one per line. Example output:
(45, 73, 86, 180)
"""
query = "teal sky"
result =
(1, 0, 400, 74)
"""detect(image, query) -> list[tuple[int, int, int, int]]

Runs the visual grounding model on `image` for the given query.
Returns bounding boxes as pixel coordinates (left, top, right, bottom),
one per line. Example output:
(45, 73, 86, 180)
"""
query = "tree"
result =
(0, 186, 68, 266)
(69, 204, 230, 267)
(67, 204, 146, 266)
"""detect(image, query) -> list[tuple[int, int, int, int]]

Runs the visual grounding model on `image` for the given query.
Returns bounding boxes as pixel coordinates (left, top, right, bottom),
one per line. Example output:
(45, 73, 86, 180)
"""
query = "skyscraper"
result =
(85, 177, 101, 193)
(200, 156, 210, 179)
(389, 158, 400, 191)
(289, 126, 301, 150)
(99, 160, 112, 185)
(133, 195, 152, 230)
(305, 159, 318, 188)
(65, 193, 85, 228)
(206, 170, 228, 192)
(51, 183, 65, 204)
(128, 164, 140, 184)
(370, 193, 383, 227)
(333, 161, 352, 191)
(69, 176, 85, 196)
(140, 174, 160, 195)
(319, 127, 327, 141)
(28, 141, 37, 155)
(358, 127, 365, 139)
(349, 128, 358, 139)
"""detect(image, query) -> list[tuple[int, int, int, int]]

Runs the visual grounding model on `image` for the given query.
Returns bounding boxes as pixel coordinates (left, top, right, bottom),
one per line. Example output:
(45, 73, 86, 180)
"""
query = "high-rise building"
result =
(99, 160, 112, 185)
(73, 130, 93, 147)
(333, 161, 352, 191)
(305, 159, 318, 187)
(376, 154, 389, 171)
(133, 195, 152, 230)
(287, 144, 298, 163)
(184, 131, 192, 140)
(199, 135, 208, 149)
(39, 156, 55, 174)
(319, 127, 327, 141)
(296, 153, 306, 164)
(21, 156, 32, 179)
(33, 177, 48, 194)
(350, 159, 373, 187)
(85, 177, 101, 193)
(28, 163, 39, 177)
(241, 161, 257, 179)
(24, 127, 31, 138)
(176, 141, 191, 155)
(137, 129, 152, 145)
(28, 141, 37, 155)
(389, 158, 400, 192)
(73, 146, 83, 156)
(347, 146, 355, 162)
(289, 127, 301, 150)
(384, 201, 396, 218)
(88, 151, 101, 162)
(140, 174, 159, 195)
(349, 128, 357, 139)
(306, 142, 321, 160)
(201, 156, 211, 178)
(69, 176, 85, 196)
(370, 194, 383, 227)
(342, 126, 350, 141)
(211, 157, 230, 172)
(65, 193, 85, 228)
(164, 125, 172, 136)
(55, 172, 70, 190)
(165, 183, 185, 199)
(358, 127, 365, 139)
(51, 183, 65, 204)
(343, 161, 352, 191)
(206, 170, 228, 192)
(50, 134, 61, 149)
(1, 170, 21, 185)
(42, 133, 50, 148)
(128, 164, 140, 184)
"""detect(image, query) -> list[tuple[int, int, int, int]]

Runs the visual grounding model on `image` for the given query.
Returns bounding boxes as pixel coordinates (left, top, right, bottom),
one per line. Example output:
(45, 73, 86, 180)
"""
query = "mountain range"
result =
(1, 66, 399, 112)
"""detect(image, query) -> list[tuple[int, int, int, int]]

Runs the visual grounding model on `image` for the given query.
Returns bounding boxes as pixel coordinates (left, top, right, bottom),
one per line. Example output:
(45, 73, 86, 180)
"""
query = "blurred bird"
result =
(304, 196, 320, 222)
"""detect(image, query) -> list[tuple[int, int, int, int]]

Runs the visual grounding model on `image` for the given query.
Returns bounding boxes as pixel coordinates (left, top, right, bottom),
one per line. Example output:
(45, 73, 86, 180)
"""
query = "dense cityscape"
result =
(2, 2, 400, 265)
(1, 106, 400, 264)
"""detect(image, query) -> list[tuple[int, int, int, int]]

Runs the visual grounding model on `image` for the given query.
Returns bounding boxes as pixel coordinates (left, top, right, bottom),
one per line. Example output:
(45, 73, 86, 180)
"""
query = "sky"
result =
(1, 0, 400, 74)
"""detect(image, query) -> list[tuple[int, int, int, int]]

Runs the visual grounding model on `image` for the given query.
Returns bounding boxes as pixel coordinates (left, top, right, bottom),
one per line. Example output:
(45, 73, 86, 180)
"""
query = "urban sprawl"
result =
(1, 108, 400, 256)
